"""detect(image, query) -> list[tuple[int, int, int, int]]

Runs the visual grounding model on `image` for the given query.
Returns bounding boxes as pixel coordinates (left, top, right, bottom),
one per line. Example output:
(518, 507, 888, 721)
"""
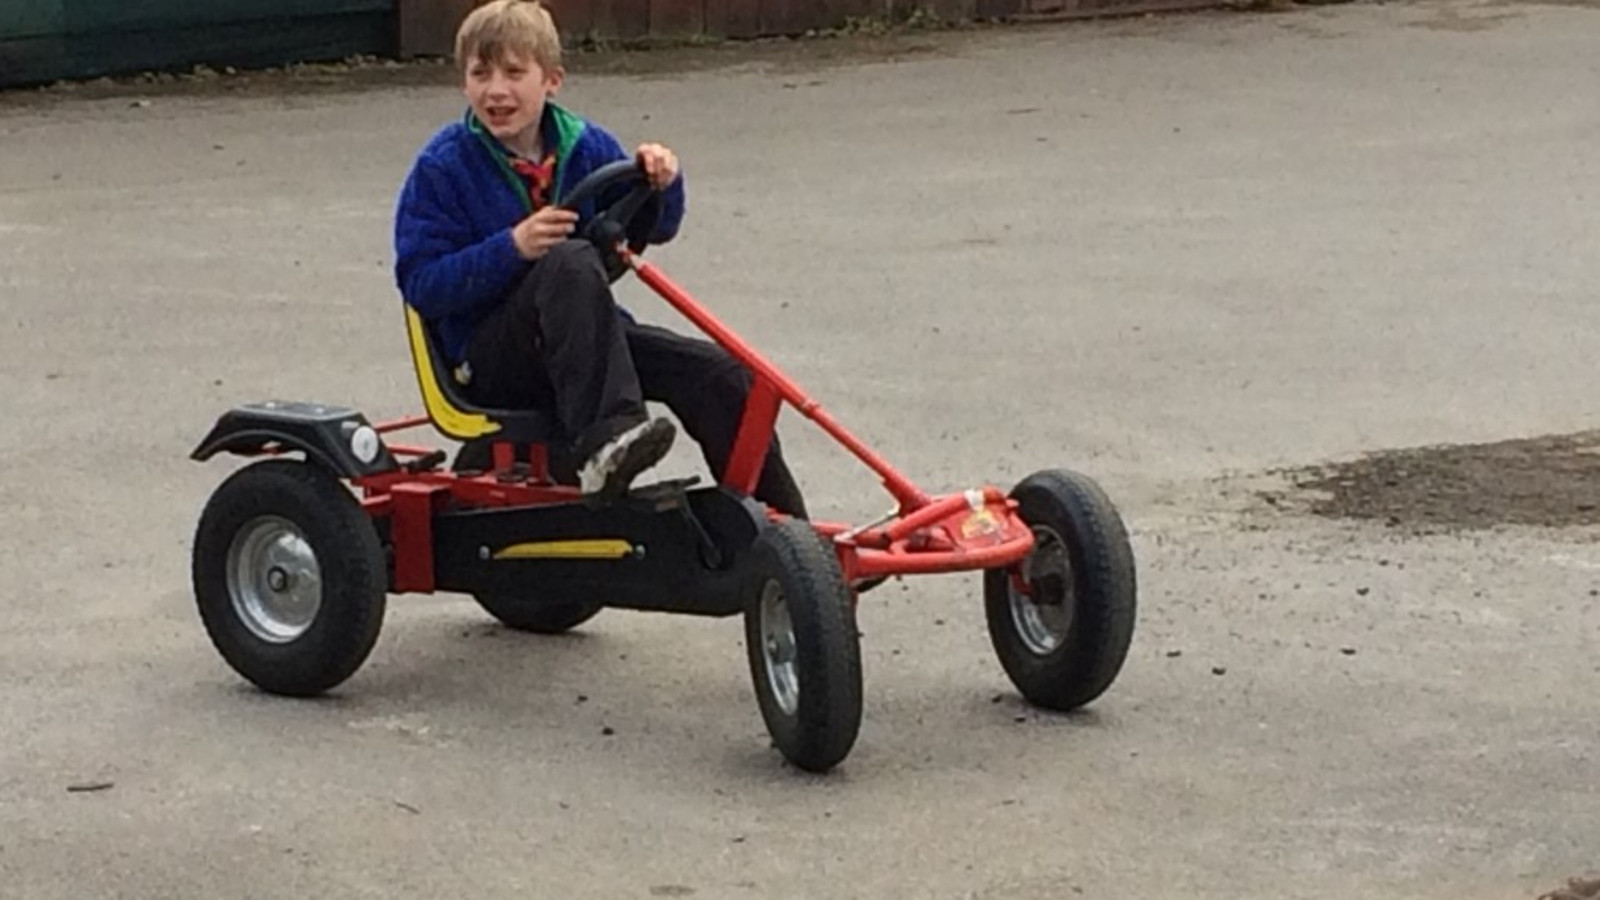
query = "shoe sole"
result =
(591, 420, 677, 504)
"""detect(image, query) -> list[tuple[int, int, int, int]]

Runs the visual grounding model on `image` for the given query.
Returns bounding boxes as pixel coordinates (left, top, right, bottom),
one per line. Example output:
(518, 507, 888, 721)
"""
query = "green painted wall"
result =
(0, 5, 66, 40)
(1, 0, 397, 87)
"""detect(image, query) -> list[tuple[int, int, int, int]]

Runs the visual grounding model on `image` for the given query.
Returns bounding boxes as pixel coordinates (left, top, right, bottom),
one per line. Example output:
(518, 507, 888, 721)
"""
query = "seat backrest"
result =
(403, 305, 504, 441)
(403, 306, 560, 445)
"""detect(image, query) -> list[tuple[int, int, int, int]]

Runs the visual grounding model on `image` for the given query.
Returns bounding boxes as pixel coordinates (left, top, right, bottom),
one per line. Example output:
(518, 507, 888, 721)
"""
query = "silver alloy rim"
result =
(759, 580, 800, 716)
(1009, 525, 1075, 655)
(227, 515, 322, 644)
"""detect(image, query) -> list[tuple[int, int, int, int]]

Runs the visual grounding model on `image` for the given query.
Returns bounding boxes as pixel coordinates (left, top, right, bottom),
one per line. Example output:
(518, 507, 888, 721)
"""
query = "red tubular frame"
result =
(629, 253, 1033, 581)
(630, 257, 934, 513)
(357, 250, 1035, 592)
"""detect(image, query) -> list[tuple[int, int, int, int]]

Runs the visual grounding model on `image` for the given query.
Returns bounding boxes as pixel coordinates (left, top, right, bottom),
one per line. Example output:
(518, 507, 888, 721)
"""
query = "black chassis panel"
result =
(432, 485, 767, 617)
(191, 400, 399, 478)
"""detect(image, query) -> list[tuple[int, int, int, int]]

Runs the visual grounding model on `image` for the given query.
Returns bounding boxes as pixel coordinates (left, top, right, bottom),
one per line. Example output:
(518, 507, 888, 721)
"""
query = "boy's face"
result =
(462, 51, 563, 147)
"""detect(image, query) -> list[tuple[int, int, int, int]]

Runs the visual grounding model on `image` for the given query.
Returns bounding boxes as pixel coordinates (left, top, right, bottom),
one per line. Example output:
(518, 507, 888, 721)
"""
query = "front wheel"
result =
(192, 460, 387, 697)
(984, 469, 1137, 711)
(743, 519, 863, 773)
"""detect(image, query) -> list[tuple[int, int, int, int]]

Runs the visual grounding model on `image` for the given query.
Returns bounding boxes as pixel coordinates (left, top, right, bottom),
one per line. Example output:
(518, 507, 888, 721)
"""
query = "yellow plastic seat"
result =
(404, 305, 559, 444)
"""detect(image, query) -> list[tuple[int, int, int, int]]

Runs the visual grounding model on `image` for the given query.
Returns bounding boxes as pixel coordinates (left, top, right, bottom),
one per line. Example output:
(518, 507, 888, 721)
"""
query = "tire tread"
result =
(192, 460, 387, 696)
(744, 518, 863, 772)
(985, 469, 1137, 710)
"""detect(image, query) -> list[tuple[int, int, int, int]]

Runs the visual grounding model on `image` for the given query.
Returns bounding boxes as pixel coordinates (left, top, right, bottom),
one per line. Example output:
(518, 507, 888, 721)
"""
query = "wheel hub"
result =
(1009, 525, 1075, 655)
(226, 516, 322, 644)
(759, 580, 800, 717)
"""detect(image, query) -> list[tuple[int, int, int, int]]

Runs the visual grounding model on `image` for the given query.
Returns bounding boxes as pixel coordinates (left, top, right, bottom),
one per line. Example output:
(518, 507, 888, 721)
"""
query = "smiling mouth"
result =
(485, 106, 518, 123)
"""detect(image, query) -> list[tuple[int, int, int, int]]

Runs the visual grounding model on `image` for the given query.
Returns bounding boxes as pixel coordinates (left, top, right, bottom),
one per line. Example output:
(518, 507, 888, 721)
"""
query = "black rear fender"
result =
(192, 401, 399, 478)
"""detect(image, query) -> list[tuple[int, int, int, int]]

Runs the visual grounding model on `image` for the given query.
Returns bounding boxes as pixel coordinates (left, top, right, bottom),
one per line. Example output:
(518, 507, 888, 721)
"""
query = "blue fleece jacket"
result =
(393, 103, 686, 362)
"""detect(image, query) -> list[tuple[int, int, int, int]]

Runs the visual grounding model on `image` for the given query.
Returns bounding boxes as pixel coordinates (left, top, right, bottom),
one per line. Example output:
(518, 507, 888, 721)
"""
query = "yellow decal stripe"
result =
(493, 540, 635, 560)
(405, 306, 500, 440)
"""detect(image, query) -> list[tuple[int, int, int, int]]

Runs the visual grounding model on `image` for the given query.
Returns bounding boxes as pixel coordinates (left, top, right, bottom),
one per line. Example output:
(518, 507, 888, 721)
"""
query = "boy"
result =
(394, 0, 805, 515)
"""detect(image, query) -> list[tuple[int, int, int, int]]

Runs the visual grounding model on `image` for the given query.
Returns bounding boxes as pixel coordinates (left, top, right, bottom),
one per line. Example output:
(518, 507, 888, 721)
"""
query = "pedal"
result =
(626, 476, 703, 511)
(614, 477, 723, 568)
(577, 476, 701, 512)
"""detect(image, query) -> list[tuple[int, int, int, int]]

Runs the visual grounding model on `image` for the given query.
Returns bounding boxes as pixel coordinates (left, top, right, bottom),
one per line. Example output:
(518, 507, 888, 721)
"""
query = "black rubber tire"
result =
(192, 460, 387, 697)
(452, 440, 489, 473)
(984, 469, 1137, 711)
(451, 439, 508, 474)
(454, 441, 598, 633)
(743, 518, 863, 773)
(452, 439, 577, 485)
(472, 591, 603, 634)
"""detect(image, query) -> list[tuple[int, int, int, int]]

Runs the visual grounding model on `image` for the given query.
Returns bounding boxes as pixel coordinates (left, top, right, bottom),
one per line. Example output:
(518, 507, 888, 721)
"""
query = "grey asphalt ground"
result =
(1, 1, 1596, 897)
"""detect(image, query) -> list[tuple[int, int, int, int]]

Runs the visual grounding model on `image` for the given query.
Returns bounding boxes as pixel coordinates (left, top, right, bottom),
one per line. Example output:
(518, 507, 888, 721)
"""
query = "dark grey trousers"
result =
(464, 240, 807, 517)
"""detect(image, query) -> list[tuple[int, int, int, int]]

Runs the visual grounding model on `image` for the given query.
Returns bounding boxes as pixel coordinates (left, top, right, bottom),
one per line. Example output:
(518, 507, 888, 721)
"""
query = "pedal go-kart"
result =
(190, 161, 1137, 772)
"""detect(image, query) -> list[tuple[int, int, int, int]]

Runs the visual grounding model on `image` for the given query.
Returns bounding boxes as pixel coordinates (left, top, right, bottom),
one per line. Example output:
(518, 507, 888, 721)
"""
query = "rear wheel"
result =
(472, 591, 603, 634)
(451, 439, 505, 474)
(452, 439, 575, 484)
(192, 460, 387, 696)
(984, 469, 1136, 711)
(743, 519, 863, 773)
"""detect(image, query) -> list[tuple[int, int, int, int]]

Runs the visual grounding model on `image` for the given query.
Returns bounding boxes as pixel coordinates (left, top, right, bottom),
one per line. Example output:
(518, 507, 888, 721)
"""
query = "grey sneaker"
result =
(578, 418, 677, 500)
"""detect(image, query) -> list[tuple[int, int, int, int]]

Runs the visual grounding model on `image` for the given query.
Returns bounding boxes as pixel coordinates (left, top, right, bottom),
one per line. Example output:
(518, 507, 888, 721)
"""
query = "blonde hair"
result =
(455, 0, 562, 73)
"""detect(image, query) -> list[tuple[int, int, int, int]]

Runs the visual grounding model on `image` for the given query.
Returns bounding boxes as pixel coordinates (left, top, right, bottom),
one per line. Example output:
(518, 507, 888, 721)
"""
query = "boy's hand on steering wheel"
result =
(512, 206, 579, 261)
(636, 143, 679, 191)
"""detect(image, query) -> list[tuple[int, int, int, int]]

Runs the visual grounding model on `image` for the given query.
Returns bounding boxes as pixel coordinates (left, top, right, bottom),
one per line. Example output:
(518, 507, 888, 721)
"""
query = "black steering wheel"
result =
(557, 159, 660, 281)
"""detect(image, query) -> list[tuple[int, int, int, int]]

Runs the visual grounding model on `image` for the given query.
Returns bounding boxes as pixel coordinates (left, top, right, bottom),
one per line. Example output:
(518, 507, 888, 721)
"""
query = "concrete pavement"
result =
(1, 1, 1596, 897)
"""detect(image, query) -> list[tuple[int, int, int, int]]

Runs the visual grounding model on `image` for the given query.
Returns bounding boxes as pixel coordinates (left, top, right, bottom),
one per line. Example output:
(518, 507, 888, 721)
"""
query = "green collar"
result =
(466, 103, 586, 213)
